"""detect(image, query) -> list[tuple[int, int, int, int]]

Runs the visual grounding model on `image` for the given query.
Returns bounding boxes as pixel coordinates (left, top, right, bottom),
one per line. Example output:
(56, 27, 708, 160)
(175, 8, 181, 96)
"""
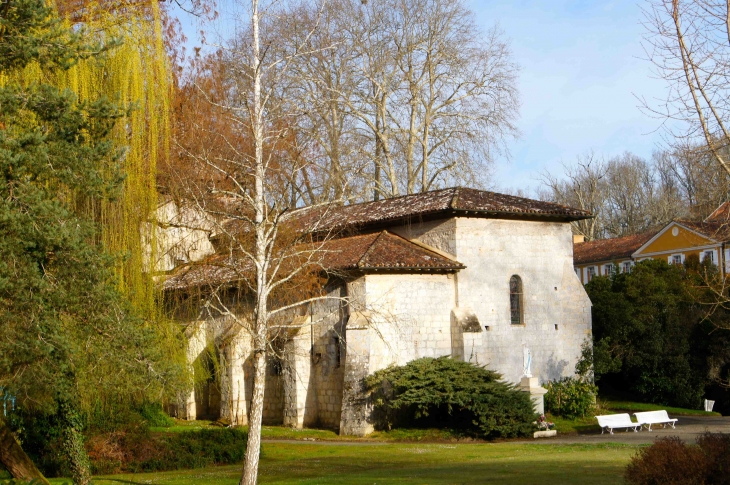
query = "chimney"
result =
(573, 235, 586, 244)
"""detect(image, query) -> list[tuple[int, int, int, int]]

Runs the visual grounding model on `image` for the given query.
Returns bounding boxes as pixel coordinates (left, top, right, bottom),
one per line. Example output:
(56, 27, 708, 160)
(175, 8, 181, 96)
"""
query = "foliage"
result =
(544, 377, 598, 419)
(585, 259, 730, 409)
(138, 403, 175, 429)
(625, 433, 730, 485)
(86, 428, 248, 475)
(365, 357, 536, 439)
(0, 0, 186, 481)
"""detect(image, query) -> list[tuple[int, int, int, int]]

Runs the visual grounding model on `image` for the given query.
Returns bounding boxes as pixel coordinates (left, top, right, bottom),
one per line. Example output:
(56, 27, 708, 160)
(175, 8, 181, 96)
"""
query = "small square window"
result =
(622, 262, 632, 273)
(671, 254, 683, 265)
(604, 265, 614, 276)
(703, 251, 715, 263)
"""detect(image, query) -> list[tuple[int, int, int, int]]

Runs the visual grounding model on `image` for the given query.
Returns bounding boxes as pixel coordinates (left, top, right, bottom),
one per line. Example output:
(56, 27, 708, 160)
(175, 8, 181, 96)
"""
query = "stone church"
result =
(160, 187, 593, 435)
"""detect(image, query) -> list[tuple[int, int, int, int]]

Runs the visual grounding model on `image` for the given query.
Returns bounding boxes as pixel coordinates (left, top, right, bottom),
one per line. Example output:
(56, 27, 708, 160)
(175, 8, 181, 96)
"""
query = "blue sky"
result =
(469, 0, 670, 194)
(176, 0, 671, 194)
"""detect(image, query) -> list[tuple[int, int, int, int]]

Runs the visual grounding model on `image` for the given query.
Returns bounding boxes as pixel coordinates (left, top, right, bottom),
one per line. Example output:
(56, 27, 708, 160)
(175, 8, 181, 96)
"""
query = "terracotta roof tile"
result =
(285, 187, 591, 235)
(320, 231, 464, 271)
(573, 231, 658, 265)
(163, 231, 464, 290)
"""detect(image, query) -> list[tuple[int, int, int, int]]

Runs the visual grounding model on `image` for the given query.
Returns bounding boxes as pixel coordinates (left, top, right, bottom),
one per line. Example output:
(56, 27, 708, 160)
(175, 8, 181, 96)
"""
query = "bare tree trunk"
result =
(0, 418, 49, 485)
(240, 1, 267, 483)
(240, 338, 266, 485)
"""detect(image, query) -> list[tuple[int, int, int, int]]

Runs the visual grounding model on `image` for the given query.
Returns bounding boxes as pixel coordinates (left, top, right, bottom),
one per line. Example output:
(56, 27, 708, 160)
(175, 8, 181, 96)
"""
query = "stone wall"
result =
(451, 218, 592, 384)
(363, 273, 456, 368)
(388, 216, 592, 384)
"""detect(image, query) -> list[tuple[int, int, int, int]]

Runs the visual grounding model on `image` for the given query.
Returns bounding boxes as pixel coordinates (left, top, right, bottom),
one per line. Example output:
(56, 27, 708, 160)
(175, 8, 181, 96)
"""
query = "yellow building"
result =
(574, 202, 730, 284)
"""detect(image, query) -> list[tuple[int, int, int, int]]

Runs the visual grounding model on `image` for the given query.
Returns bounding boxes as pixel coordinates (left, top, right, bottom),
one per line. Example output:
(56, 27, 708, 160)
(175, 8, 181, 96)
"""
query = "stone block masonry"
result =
(178, 214, 592, 436)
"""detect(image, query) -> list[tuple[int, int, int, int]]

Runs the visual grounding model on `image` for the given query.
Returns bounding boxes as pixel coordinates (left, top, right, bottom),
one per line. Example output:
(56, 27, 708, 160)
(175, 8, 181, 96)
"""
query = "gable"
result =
(634, 222, 716, 256)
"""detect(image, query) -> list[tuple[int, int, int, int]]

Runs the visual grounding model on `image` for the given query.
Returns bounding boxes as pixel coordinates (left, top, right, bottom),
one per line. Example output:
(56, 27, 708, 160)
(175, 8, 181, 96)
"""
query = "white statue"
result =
(522, 344, 532, 378)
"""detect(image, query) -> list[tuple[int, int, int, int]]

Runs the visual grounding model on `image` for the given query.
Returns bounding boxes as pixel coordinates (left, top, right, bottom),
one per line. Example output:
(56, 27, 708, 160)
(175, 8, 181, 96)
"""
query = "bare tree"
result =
(641, 0, 730, 177)
(655, 141, 730, 218)
(168, 2, 343, 483)
(539, 151, 690, 240)
(539, 153, 608, 241)
(273, 0, 520, 201)
(602, 152, 685, 236)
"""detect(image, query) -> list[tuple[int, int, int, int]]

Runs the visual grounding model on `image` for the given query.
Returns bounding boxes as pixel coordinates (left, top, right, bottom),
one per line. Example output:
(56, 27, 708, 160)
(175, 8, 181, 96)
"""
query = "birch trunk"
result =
(240, 0, 268, 483)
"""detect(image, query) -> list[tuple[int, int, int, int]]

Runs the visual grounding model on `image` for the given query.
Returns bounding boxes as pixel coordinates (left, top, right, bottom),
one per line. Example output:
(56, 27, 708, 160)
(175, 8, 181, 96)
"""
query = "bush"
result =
(138, 402, 175, 428)
(87, 427, 248, 474)
(625, 433, 730, 485)
(365, 357, 536, 439)
(544, 377, 597, 419)
(585, 259, 726, 409)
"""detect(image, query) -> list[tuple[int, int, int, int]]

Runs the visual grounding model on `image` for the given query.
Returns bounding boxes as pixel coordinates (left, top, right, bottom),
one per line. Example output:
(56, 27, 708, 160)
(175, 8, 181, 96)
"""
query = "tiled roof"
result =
(319, 231, 464, 271)
(285, 187, 591, 235)
(163, 231, 464, 291)
(573, 231, 658, 265)
(162, 254, 246, 291)
(676, 220, 730, 242)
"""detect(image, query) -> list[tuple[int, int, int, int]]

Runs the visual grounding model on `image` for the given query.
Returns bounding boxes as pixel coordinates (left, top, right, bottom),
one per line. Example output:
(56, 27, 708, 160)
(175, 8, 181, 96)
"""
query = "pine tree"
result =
(0, 1, 180, 482)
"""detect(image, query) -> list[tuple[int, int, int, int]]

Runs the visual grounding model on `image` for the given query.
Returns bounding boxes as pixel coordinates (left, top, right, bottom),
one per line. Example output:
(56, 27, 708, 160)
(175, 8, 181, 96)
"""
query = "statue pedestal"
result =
(520, 376, 548, 415)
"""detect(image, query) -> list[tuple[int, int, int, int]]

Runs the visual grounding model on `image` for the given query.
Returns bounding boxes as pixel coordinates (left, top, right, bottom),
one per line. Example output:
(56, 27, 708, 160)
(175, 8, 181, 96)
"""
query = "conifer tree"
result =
(0, 1, 180, 482)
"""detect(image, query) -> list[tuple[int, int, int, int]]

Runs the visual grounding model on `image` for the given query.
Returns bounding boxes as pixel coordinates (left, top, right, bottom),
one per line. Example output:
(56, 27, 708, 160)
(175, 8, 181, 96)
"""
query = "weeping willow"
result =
(1, 1, 186, 407)
(4, 0, 168, 317)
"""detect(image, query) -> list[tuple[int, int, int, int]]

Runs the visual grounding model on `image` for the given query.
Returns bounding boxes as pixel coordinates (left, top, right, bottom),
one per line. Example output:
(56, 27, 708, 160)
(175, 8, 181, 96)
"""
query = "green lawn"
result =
(48, 442, 639, 485)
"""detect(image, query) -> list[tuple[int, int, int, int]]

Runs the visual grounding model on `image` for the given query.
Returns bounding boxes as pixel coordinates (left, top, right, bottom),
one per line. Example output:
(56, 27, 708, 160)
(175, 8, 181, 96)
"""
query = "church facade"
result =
(162, 188, 593, 435)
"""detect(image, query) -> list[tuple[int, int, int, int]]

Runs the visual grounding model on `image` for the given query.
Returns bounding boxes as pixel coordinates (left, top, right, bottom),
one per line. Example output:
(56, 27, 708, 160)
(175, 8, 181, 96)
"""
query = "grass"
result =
(47, 441, 640, 485)
(151, 420, 469, 442)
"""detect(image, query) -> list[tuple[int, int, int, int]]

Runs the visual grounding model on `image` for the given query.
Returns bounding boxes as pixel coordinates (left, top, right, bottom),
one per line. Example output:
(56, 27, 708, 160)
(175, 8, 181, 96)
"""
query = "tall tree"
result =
(167, 3, 339, 483)
(0, 1, 181, 483)
(272, 0, 519, 202)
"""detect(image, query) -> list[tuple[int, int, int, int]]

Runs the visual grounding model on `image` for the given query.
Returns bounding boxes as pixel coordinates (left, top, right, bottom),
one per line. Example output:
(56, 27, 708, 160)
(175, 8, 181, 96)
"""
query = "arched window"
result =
(510, 275, 523, 325)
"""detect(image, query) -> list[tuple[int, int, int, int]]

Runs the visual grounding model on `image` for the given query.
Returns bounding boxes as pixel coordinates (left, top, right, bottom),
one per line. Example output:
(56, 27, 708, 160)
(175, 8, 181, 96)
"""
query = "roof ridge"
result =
(357, 230, 388, 268)
(391, 233, 460, 262)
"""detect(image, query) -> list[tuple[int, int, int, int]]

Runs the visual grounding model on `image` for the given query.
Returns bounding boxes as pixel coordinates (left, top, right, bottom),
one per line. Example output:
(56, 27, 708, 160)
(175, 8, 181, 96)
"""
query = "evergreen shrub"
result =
(544, 377, 598, 419)
(625, 433, 730, 485)
(365, 357, 536, 439)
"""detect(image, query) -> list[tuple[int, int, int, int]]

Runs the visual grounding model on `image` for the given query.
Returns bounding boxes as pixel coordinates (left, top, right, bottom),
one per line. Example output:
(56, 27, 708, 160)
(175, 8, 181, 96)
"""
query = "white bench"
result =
(595, 413, 641, 434)
(633, 410, 678, 431)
